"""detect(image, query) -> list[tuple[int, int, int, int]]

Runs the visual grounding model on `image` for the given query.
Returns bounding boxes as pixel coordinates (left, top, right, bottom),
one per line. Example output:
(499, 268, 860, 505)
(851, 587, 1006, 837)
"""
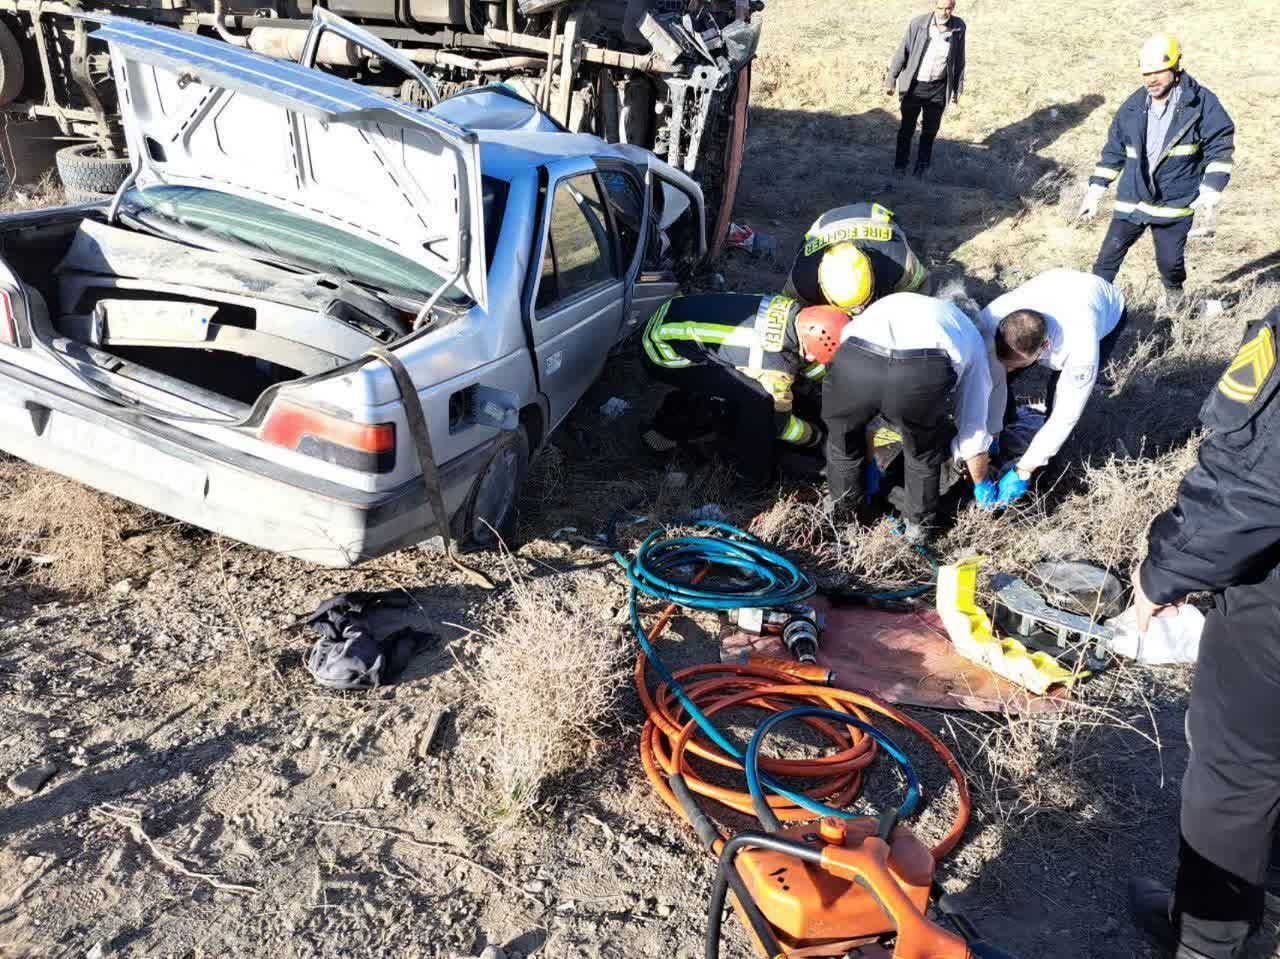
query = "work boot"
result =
(912, 162, 930, 180)
(892, 164, 908, 178)
(1160, 286, 1187, 315)
(1130, 879, 1251, 959)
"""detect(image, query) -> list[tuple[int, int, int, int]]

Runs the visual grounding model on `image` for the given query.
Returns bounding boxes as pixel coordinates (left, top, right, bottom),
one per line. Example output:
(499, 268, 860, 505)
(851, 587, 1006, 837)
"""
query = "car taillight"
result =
(0, 289, 17, 346)
(261, 399, 396, 473)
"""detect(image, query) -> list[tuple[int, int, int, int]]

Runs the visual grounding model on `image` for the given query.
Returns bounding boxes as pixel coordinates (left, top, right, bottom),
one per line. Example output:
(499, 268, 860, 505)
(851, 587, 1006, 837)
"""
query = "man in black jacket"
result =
(1080, 35, 1234, 302)
(1129, 308, 1280, 958)
(885, 1, 966, 178)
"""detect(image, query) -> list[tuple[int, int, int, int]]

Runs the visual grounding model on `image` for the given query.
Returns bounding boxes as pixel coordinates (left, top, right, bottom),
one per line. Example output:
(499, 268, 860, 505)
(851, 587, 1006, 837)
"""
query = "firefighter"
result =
(784, 202, 929, 313)
(1079, 34, 1235, 302)
(639, 293, 849, 484)
(1129, 306, 1280, 958)
(978, 269, 1128, 507)
(823, 292, 993, 542)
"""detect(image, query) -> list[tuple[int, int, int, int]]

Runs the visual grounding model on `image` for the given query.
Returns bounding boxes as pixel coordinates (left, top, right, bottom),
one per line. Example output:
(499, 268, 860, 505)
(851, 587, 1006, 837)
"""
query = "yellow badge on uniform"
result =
(1218, 325, 1276, 404)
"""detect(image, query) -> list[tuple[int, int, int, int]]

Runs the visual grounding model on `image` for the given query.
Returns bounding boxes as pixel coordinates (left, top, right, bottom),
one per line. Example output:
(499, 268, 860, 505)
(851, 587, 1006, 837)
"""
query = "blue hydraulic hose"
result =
(619, 521, 883, 822)
(745, 706, 920, 832)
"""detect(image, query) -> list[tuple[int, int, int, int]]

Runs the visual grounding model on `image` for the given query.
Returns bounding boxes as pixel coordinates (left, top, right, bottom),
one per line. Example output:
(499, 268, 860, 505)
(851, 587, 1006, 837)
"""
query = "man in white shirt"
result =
(978, 269, 1128, 507)
(823, 292, 994, 541)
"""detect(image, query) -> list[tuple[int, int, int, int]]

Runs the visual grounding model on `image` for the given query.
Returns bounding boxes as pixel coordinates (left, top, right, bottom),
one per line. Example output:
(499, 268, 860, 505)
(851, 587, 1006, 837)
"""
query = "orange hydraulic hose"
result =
(635, 604, 972, 862)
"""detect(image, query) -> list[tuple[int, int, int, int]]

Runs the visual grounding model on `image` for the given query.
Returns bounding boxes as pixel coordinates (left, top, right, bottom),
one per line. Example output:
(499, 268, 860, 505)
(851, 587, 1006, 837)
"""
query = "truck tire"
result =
(0, 20, 23, 106)
(704, 63, 751, 261)
(56, 143, 131, 196)
(462, 426, 528, 551)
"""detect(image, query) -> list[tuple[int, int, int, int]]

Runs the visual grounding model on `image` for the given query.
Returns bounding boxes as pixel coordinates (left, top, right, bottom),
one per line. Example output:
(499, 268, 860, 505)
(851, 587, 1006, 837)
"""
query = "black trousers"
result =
(1092, 216, 1194, 291)
(645, 356, 777, 484)
(822, 342, 955, 524)
(895, 82, 946, 169)
(1176, 580, 1280, 926)
(1004, 307, 1131, 428)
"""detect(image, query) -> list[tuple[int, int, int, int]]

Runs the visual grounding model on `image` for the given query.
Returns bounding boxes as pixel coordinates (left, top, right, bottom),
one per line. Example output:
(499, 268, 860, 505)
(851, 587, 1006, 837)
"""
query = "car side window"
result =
(597, 168, 644, 271)
(536, 173, 616, 317)
(643, 177, 699, 277)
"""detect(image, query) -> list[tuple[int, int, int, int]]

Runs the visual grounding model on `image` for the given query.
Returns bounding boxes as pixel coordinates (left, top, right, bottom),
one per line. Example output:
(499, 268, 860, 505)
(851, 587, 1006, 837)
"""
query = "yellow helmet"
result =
(1139, 34, 1181, 74)
(817, 242, 875, 310)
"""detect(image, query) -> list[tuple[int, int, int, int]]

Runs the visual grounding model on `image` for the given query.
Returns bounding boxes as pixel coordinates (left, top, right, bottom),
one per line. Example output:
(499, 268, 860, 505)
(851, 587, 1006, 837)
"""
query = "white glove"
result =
(1190, 186, 1222, 213)
(1077, 184, 1106, 221)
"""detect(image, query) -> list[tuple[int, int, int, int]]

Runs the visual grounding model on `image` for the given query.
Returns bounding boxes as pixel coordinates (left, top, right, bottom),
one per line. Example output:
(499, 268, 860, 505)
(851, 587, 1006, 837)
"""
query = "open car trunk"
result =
(3, 213, 415, 414)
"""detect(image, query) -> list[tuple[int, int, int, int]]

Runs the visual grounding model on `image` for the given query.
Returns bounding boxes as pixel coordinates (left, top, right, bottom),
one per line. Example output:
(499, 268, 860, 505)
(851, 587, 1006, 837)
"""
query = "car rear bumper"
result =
(0, 356, 495, 567)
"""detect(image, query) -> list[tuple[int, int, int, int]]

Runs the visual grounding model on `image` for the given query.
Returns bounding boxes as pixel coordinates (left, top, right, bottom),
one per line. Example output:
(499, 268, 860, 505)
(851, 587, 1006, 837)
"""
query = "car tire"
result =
(461, 426, 529, 552)
(56, 143, 131, 196)
(0, 20, 24, 106)
(64, 185, 115, 205)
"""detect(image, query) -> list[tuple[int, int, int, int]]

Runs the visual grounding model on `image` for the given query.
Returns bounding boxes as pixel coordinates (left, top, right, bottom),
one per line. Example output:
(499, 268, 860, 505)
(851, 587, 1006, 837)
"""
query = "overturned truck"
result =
(0, 0, 758, 255)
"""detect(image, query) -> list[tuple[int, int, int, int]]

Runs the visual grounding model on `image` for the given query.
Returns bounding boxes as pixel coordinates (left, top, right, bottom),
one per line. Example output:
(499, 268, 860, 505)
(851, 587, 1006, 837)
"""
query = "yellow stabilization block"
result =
(935, 556, 1079, 695)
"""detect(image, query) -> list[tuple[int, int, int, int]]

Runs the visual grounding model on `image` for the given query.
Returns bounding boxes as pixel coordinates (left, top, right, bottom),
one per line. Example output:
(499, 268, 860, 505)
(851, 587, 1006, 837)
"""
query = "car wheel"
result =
(463, 426, 529, 551)
(56, 143, 131, 196)
(0, 20, 25, 106)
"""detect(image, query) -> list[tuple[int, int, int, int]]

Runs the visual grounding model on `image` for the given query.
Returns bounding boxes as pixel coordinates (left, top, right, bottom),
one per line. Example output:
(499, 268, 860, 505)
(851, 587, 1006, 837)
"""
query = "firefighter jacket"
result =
(641, 293, 823, 447)
(1140, 307, 1280, 605)
(1088, 73, 1235, 226)
(784, 203, 929, 308)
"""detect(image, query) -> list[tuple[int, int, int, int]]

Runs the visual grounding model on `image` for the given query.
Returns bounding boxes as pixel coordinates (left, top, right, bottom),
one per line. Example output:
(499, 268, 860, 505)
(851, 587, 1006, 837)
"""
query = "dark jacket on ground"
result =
(784, 202, 928, 307)
(1141, 307, 1280, 605)
(1088, 73, 1235, 226)
(886, 13, 966, 101)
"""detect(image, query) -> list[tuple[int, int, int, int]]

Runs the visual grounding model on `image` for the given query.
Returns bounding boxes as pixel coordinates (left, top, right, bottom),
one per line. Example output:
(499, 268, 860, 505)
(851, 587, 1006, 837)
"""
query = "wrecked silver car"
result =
(0, 13, 705, 566)
(0, 0, 756, 257)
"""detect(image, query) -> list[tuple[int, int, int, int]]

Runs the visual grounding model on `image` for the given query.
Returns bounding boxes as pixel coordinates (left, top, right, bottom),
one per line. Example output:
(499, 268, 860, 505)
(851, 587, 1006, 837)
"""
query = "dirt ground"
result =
(4, 1, 1280, 957)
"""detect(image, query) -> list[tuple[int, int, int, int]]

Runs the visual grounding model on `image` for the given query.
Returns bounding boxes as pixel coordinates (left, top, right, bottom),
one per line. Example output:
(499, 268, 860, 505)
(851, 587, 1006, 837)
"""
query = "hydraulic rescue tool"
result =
(617, 522, 1024, 958)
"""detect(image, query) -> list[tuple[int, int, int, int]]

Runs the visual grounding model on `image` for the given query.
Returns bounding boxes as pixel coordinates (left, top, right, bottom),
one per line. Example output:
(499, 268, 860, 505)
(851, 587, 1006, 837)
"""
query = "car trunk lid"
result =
(83, 12, 488, 311)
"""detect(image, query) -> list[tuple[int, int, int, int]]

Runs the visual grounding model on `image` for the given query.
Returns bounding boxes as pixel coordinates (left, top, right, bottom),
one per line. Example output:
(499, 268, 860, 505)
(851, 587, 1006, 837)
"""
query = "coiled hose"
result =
(618, 522, 970, 855)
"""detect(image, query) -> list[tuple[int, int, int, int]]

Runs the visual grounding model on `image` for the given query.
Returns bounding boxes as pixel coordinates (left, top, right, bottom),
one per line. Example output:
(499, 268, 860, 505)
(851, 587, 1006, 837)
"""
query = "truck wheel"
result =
(463, 426, 529, 551)
(56, 143, 131, 196)
(0, 20, 24, 106)
(705, 63, 751, 261)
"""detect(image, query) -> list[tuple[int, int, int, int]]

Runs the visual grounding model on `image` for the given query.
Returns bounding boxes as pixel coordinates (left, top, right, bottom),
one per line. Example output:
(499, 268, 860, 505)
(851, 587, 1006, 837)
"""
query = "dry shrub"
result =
(469, 569, 631, 823)
(0, 171, 65, 212)
(943, 438, 1203, 584)
(0, 462, 121, 592)
(749, 493, 932, 591)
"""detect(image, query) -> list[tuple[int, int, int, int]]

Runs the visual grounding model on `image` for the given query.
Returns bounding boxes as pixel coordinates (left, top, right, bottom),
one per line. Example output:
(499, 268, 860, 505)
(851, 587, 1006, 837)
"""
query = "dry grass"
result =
(0, 171, 65, 213)
(0, 458, 122, 593)
(464, 566, 632, 824)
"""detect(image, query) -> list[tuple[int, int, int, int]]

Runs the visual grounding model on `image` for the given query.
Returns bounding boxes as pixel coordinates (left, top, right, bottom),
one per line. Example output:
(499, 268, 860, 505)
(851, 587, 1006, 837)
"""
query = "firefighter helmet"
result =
(817, 242, 876, 310)
(1139, 34, 1181, 74)
(795, 305, 850, 365)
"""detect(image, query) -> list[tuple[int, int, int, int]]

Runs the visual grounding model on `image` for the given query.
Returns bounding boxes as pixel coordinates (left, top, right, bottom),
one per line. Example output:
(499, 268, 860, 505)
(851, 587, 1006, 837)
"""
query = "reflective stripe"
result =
(778, 415, 815, 445)
(1125, 146, 1139, 159)
(801, 362, 826, 380)
(1206, 161, 1234, 174)
(642, 300, 693, 368)
(1092, 166, 1121, 181)
(655, 322, 757, 347)
(1114, 200, 1194, 218)
(1167, 143, 1200, 156)
(870, 203, 895, 224)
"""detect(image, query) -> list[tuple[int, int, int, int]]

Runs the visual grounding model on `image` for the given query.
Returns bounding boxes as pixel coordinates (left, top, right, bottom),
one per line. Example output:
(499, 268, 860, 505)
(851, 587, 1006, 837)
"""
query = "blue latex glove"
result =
(974, 478, 1000, 511)
(996, 469, 1031, 507)
(864, 460, 882, 501)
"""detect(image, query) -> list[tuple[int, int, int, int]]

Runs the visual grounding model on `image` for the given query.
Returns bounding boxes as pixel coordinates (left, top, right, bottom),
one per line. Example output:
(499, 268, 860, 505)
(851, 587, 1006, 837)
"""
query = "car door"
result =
(627, 171, 704, 338)
(596, 161, 669, 345)
(526, 159, 626, 428)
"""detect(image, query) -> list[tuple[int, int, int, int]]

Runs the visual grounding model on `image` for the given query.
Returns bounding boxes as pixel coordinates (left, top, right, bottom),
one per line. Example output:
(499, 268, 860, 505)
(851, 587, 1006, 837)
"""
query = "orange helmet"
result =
(795, 305, 849, 365)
